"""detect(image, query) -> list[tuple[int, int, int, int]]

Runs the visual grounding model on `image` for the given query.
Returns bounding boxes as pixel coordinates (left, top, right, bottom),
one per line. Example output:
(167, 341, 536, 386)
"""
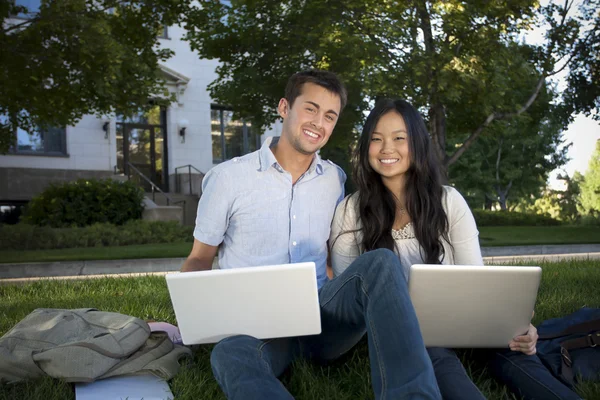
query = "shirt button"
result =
(292, 241, 297, 246)
(293, 215, 296, 219)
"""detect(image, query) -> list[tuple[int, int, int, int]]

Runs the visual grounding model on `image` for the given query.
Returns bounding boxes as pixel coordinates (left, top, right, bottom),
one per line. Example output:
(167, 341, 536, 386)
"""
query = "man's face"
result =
(278, 82, 341, 155)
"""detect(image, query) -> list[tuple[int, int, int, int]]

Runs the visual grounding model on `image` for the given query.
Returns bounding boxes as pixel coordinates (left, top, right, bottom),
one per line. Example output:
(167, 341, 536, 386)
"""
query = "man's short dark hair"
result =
(285, 70, 348, 112)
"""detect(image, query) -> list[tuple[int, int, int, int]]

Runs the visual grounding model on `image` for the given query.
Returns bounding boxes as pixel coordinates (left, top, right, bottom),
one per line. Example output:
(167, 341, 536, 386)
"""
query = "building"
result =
(0, 3, 282, 225)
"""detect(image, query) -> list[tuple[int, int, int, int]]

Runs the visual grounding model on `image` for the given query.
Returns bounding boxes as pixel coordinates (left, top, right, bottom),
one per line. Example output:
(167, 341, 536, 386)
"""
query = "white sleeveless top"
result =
(329, 186, 483, 279)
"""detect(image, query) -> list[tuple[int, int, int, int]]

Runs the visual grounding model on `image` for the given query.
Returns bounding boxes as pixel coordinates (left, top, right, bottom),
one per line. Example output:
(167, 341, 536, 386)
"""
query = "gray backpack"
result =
(0, 308, 192, 383)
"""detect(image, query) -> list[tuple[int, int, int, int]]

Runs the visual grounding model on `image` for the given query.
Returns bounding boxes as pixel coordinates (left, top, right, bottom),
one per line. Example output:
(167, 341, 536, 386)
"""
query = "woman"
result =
(329, 98, 582, 400)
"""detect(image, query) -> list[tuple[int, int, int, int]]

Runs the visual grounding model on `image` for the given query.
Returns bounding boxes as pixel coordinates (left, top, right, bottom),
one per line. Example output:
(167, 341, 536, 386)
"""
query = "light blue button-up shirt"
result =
(193, 137, 346, 289)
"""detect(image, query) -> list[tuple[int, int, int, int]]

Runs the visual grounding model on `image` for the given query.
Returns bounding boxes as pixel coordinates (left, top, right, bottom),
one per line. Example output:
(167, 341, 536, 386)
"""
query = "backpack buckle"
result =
(561, 347, 572, 367)
(589, 333, 600, 348)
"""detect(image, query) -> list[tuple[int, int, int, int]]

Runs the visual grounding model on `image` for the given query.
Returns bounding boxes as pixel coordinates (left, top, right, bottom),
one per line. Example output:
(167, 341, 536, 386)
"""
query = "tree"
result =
(580, 140, 600, 215)
(0, 0, 189, 153)
(519, 172, 583, 221)
(449, 82, 570, 210)
(183, 0, 598, 176)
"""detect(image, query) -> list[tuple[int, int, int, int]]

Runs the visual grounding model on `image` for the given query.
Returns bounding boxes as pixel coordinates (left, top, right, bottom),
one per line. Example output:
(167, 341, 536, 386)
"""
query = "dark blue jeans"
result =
(210, 249, 441, 400)
(427, 347, 582, 400)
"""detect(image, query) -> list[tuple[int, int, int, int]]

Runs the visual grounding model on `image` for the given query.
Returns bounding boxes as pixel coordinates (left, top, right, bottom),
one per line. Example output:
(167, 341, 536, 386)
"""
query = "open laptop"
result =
(165, 262, 321, 345)
(408, 264, 542, 348)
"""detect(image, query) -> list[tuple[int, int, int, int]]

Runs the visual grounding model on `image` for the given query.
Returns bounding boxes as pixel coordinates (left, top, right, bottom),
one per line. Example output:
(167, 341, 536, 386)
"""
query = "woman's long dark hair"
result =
(350, 98, 451, 264)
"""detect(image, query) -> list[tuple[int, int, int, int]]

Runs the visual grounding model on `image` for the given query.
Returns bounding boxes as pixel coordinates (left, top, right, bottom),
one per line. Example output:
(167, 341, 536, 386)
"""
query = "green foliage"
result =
(517, 172, 584, 222)
(0, 220, 193, 251)
(22, 179, 144, 227)
(450, 85, 570, 209)
(472, 209, 561, 226)
(0, 0, 189, 153)
(579, 214, 600, 227)
(183, 0, 599, 177)
(579, 140, 600, 216)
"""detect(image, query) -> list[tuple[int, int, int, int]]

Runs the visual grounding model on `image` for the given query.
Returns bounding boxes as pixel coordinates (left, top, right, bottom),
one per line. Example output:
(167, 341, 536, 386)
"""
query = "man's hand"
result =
(509, 323, 538, 355)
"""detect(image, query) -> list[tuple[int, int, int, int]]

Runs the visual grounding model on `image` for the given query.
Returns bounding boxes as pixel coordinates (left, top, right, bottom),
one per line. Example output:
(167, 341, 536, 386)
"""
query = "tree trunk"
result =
(484, 193, 496, 210)
(416, 1, 449, 180)
(494, 180, 513, 211)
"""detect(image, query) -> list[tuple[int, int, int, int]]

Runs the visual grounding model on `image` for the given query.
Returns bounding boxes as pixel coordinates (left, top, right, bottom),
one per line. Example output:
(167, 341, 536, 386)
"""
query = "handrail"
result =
(125, 162, 186, 223)
(174, 164, 205, 195)
(175, 164, 204, 175)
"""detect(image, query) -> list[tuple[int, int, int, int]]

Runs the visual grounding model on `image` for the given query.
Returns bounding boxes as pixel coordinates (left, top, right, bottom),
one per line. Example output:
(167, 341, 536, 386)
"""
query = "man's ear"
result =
(277, 98, 289, 118)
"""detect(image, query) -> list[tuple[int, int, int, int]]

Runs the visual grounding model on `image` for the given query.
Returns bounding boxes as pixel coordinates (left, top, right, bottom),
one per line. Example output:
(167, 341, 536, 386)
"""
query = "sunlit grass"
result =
(1, 260, 598, 399)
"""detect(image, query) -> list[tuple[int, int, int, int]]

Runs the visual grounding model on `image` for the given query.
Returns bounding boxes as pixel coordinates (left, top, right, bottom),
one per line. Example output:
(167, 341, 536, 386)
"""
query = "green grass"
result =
(1, 226, 599, 264)
(1, 260, 599, 399)
(479, 226, 600, 247)
(0, 242, 193, 264)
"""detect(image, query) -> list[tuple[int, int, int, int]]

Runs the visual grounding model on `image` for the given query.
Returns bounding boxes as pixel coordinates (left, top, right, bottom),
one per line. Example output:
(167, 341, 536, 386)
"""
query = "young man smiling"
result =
(181, 70, 441, 399)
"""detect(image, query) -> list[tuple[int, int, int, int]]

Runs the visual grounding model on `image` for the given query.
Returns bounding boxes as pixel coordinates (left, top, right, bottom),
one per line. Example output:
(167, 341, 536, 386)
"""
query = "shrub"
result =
(0, 221, 193, 251)
(472, 209, 561, 226)
(578, 214, 600, 226)
(23, 179, 144, 227)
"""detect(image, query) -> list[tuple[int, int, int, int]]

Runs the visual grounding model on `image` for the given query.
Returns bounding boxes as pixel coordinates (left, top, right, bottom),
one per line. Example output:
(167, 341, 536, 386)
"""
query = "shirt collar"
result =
(258, 136, 324, 175)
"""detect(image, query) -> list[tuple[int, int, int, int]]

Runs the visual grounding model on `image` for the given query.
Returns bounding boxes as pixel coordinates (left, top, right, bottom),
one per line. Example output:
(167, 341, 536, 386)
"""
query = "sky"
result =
(524, 0, 600, 189)
(548, 115, 599, 189)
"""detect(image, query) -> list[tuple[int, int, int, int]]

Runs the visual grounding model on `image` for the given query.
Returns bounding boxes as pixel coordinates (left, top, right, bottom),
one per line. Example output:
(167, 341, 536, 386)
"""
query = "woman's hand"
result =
(509, 323, 538, 355)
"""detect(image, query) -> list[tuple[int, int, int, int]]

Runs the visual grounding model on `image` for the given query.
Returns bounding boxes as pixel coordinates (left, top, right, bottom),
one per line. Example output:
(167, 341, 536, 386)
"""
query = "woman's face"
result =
(368, 110, 411, 183)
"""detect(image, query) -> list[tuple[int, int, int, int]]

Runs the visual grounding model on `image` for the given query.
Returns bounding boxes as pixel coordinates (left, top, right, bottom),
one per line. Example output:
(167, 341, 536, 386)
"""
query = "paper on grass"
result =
(75, 374, 174, 400)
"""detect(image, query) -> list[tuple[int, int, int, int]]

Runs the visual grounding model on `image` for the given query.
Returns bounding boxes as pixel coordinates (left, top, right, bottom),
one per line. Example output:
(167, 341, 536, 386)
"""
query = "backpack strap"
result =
(538, 319, 600, 340)
(540, 321, 600, 387)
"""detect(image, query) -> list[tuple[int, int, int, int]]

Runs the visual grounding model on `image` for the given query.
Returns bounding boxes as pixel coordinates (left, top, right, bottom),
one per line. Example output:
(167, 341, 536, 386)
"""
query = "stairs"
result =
(144, 193, 199, 226)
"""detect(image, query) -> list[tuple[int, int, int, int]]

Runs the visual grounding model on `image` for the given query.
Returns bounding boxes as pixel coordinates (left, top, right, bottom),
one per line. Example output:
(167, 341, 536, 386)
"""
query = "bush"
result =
(0, 220, 193, 251)
(23, 179, 145, 227)
(578, 214, 600, 226)
(472, 209, 561, 226)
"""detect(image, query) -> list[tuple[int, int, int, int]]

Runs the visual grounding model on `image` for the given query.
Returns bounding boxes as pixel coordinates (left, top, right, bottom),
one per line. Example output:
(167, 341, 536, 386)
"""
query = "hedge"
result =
(0, 221, 193, 251)
(23, 179, 144, 227)
(472, 209, 561, 226)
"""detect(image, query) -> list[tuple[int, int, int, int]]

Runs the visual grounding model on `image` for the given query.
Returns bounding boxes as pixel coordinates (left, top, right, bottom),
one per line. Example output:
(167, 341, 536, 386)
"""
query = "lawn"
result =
(478, 225, 600, 247)
(0, 242, 193, 264)
(1, 226, 599, 264)
(0, 260, 598, 400)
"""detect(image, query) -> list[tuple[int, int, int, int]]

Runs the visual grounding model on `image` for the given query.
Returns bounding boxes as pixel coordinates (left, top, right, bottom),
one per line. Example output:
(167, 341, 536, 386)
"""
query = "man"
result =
(181, 70, 441, 399)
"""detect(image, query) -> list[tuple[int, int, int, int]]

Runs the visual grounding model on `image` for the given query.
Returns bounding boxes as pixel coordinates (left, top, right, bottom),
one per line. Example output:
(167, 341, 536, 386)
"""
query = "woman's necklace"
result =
(392, 204, 415, 240)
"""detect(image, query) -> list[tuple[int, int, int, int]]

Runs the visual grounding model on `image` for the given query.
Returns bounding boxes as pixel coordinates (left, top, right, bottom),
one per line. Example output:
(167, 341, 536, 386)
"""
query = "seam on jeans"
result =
(495, 352, 566, 400)
(319, 270, 387, 397)
(258, 338, 277, 374)
(319, 272, 364, 309)
(363, 283, 387, 399)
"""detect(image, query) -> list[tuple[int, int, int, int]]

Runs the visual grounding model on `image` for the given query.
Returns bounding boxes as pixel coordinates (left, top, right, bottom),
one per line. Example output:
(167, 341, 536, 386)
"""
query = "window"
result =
(15, 125, 67, 155)
(0, 202, 26, 225)
(1, 114, 67, 155)
(211, 106, 260, 163)
(159, 25, 169, 39)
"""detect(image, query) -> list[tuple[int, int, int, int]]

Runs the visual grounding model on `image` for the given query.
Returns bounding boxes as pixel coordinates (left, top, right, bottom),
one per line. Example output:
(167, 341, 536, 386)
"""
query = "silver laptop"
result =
(165, 262, 321, 344)
(408, 264, 541, 348)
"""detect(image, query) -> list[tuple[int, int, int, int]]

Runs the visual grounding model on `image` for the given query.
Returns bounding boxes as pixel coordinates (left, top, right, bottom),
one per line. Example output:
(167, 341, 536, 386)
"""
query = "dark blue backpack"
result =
(536, 307, 600, 387)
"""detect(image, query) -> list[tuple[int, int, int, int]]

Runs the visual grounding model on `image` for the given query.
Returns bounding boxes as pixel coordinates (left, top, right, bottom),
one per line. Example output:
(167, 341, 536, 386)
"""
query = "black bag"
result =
(536, 307, 600, 387)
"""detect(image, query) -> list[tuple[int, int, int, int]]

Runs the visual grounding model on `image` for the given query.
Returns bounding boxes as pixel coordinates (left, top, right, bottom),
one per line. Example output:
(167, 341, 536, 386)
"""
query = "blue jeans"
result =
(210, 249, 442, 400)
(488, 349, 582, 400)
(427, 347, 486, 400)
(427, 347, 582, 400)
